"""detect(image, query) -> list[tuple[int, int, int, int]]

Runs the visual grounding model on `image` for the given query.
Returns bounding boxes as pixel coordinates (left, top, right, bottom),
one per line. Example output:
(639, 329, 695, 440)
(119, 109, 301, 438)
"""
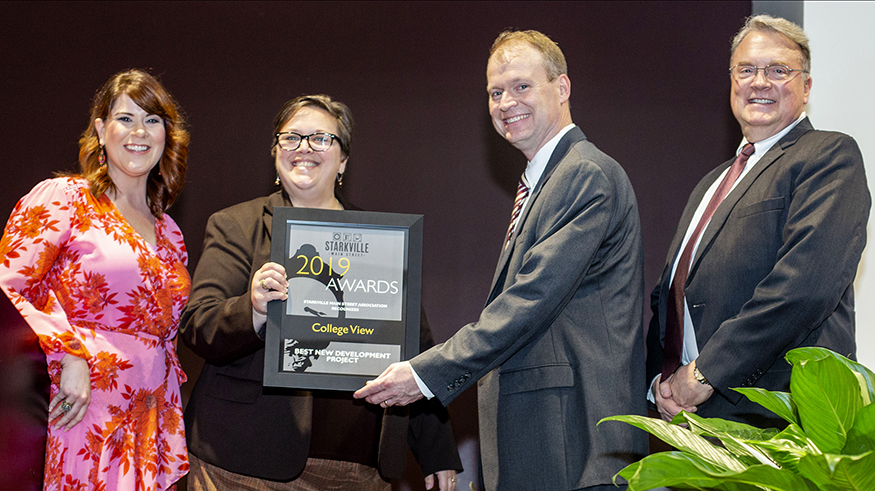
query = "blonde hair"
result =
(490, 30, 567, 81)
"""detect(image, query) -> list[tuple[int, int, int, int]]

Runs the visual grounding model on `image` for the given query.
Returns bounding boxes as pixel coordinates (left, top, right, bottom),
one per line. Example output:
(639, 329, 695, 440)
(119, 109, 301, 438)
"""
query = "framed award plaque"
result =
(263, 207, 423, 391)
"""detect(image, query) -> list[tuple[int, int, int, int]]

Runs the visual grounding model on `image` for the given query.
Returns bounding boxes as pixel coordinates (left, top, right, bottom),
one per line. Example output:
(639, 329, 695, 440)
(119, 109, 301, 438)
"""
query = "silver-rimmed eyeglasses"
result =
(275, 132, 339, 152)
(729, 64, 809, 82)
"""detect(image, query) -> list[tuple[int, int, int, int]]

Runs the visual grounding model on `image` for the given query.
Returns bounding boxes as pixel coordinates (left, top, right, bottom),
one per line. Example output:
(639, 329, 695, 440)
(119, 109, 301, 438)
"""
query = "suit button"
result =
(446, 384, 453, 392)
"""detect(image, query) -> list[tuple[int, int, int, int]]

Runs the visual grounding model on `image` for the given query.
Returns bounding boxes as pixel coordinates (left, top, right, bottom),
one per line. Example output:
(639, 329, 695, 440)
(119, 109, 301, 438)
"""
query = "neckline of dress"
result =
(98, 192, 162, 250)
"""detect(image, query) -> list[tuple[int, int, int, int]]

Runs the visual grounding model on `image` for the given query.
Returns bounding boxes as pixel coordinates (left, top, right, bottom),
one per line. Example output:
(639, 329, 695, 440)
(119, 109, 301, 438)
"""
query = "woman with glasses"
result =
(0, 69, 191, 490)
(180, 95, 462, 491)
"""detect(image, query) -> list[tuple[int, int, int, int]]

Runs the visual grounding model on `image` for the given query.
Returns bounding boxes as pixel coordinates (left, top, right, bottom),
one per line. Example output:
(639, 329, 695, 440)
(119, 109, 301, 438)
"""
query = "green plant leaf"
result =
(599, 415, 746, 471)
(786, 347, 875, 404)
(673, 412, 779, 466)
(843, 403, 875, 455)
(618, 451, 817, 491)
(618, 452, 739, 490)
(744, 424, 819, 473)
(733, 387, 799, 425)
(795, 451, 875, 491)
(606, 349, 875, 491)
(786, 348, 864, 453)
(675, 411, 780, 441)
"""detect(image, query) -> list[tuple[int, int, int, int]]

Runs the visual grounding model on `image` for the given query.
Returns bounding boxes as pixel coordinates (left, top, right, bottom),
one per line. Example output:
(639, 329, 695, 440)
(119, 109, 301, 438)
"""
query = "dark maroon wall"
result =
(1, 1, 750, 489)
(0, 294, 48, 491)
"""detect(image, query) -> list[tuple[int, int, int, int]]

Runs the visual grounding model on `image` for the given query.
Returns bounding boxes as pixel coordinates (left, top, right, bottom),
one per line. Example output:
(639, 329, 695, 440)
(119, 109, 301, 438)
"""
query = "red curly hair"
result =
(77, 69, 189, 218)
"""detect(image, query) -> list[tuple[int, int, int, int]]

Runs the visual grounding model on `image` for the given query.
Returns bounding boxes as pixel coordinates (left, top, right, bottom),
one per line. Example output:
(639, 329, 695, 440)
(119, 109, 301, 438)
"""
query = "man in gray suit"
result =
(647, 15, 870, 427)
(356, 30, 647, 490)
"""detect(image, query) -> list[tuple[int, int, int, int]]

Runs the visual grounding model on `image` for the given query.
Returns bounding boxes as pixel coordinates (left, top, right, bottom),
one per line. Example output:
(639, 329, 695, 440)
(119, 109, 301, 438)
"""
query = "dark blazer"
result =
(412, 127, 648, 490)
(646, 118, 870, 427)
(180, 190, 462, 481)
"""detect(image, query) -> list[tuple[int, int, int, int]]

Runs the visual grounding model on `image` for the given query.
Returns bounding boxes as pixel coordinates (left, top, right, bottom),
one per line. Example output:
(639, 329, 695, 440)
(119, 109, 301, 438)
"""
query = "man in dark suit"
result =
(647, 15, 870, 427)
(356, 30, 647, 490)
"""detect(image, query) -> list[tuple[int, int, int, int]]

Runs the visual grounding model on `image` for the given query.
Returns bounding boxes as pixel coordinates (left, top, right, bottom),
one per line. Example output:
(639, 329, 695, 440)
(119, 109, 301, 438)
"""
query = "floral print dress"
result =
(0, 177, 190, 491)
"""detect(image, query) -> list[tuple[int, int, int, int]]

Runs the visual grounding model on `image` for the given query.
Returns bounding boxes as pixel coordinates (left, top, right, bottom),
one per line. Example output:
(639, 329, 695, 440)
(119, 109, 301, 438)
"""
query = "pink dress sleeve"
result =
(0, 177, 92, 361)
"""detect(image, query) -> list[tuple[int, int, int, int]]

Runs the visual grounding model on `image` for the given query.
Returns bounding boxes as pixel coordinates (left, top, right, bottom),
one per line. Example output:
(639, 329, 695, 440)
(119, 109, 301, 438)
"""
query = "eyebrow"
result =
(113, 110, 162, 118)
(281, 128, 334, 133)
(487, 76, 531, 91)
(733, 59, 794, 66)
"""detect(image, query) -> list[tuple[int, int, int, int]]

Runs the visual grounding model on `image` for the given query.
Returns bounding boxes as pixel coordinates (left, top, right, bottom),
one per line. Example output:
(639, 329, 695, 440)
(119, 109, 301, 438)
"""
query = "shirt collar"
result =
(738, 111, 807, 159)
(525, 124, 576, 189)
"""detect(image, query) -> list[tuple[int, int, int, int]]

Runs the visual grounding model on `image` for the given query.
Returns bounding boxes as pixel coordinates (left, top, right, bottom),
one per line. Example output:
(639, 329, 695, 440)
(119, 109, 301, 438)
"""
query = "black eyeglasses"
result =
(275, 132, 340, 152)
(729, 64, 809, 82)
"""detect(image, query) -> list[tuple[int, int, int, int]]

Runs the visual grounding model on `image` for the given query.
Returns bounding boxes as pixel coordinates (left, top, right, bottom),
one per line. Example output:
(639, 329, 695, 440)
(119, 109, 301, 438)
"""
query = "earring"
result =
(98, 145, 106, 168)
(275, 174, 281, 186)
(337, 172, 344, 187)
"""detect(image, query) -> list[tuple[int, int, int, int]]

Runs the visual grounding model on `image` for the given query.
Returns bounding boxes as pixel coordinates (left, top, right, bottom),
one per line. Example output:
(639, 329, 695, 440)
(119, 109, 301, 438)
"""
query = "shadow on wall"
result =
(0, 292, 49, 491)
(484, 113, 527, 201)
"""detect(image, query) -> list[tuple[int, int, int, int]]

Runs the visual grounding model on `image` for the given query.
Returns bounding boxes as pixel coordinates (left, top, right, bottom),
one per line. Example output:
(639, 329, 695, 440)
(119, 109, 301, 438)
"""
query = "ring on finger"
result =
(61, 401, 73, 413)
(260, 279, 268, 291)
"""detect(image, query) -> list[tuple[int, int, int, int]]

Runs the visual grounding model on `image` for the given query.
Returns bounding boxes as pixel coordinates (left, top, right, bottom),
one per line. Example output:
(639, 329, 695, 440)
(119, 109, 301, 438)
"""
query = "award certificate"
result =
(264, 207, 422, 391)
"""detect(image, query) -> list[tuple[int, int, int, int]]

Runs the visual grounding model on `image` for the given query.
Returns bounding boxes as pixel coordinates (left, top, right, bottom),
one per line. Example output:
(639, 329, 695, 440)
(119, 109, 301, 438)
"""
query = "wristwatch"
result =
(694, 366, 711, 386)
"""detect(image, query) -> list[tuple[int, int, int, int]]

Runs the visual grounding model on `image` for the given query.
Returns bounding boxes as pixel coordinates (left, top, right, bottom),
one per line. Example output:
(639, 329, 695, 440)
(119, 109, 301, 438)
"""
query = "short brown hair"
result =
(731, 15, 810, 73)
(271, 94, 354, 158)
(490, 30, 567, 81)
(78, 69, 189, 218)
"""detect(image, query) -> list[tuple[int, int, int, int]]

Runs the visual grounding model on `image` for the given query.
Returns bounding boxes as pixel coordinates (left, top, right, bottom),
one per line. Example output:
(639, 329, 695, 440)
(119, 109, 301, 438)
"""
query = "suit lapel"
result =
(665, 170, 721, 271)
(653, 169, 721, 332)
(688, 118, 814, 276)
(487, 127, 587, 301)
(262, 190, 292, 242)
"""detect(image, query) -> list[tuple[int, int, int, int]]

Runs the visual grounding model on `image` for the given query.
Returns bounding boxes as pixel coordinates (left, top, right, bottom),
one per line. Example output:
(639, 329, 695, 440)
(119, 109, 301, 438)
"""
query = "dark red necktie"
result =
(661, 143, 755, 380)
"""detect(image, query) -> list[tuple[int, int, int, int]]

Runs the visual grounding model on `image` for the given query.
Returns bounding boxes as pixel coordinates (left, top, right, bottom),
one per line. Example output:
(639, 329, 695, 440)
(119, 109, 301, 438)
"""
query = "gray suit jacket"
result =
(412, 127, 647, 490)
(646, 118, 870, 427)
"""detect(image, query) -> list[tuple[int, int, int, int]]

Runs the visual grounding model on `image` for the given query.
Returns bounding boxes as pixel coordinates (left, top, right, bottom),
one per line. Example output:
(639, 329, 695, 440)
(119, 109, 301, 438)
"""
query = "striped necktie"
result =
(505, 175, 530, 248)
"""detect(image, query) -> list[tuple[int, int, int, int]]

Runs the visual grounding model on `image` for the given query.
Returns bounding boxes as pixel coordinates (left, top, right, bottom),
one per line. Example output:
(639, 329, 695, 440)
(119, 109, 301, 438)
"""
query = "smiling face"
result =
(730, 31, 812, 142)
(487, 43, 572, 161)
(275, 106, 347, 204)
(95, 93, 166, 187)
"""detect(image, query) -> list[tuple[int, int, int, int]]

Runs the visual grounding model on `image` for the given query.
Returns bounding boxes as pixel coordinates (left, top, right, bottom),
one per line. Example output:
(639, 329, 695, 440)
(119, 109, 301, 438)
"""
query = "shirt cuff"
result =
(646, 374, 660, 404)
(410, 364, 435, 399)
(253, 309, 267, 337)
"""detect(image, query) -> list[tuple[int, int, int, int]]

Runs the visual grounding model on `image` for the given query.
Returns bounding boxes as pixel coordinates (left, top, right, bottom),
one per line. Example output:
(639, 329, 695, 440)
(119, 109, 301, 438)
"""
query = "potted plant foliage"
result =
(600, 347, 874, 490)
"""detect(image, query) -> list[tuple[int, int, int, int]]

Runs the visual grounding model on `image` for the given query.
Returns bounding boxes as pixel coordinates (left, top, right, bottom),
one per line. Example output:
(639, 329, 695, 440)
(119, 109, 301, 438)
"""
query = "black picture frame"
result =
(264, 207, 423, 391)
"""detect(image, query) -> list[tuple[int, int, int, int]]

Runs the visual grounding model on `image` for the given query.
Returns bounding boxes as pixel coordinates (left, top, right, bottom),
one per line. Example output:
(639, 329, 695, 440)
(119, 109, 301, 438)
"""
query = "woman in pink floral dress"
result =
(0, 69, 191, 491)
